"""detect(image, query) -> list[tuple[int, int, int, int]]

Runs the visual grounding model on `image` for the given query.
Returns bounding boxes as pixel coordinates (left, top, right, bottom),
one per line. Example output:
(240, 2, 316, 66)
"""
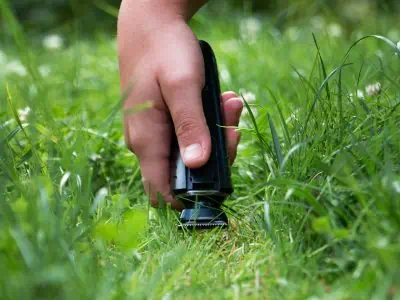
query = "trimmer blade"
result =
(178, 220, 228, 230)
(178, 202, 228, 230)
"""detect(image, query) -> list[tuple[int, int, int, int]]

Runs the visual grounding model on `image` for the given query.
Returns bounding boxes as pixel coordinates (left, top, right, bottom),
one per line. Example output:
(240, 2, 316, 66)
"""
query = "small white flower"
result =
(43, 34, 64, 50)
(365, 82, 381, 97)
(240, 17, 262, 42)
(38, 65, 51, 77)
(393, 181, 400, 193)
(396, 41, 400, 52)
(240, 89, 256, 102)
(17, 107, 31, 122)
(90, 153, 102, 161)
(356, 89, 365, 99)
(327, 23, 343, 38)
(310, 16, 325, 30)
(286, 26, 300, 41)
(241, 106, 259, 119)
(220, 65, 231, 83)
(95, 187, 108, 199)
(6, 60, 27, 77)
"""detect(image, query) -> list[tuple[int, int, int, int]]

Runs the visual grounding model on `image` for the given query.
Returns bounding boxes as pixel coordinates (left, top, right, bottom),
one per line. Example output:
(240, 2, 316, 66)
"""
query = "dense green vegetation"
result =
(7, 0, 400, 31)
(1, 1, 400, 299)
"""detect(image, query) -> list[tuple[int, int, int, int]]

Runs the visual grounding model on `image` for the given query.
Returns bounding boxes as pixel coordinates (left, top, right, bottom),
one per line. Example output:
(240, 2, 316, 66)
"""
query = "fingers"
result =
(221, 91, 238, 102)
(158, 37, 211, 169)
(124, 77, 183, 210)
(221, 92, 243, 126)
(221, 92, 243, 164)
(225, 127, 242, 165)
(140, 155, 184, 211)
(165, 83, 211, 169)
(125, 108, 184, 210)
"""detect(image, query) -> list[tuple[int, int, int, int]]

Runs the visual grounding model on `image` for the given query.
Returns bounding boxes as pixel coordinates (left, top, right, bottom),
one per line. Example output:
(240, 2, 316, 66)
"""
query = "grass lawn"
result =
(1, 3, 400, 299)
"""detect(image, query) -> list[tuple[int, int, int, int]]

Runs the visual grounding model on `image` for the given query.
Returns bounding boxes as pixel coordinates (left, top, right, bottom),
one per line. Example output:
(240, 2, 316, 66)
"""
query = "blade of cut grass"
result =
(337, 68, 344, 139)
(312, 33, 330, 100)
(268, 113, 283, 168)
(242, 97, 268, 171)
(303, 63, 352, 134)
(291, 65, 319, 97)
(267, 87, 292, 148)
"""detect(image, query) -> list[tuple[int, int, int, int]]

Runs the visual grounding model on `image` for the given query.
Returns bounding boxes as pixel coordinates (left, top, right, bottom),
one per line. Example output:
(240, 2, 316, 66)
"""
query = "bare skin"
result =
(118, 0, 243, 209)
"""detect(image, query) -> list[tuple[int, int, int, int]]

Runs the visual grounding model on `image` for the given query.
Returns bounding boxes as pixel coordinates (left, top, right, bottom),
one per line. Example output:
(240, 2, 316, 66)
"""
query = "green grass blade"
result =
(267, 87, 292, 148)
(312, 33, 330, 100)
(303, 63, 352, 134)
(268, 113, 283, 168)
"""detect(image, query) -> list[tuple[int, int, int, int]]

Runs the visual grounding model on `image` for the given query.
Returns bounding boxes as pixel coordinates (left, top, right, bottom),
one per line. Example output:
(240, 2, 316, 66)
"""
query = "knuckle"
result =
(164, 71, 200, 90)
(127, 131, 149, 156)
(174, 112, 203, 143)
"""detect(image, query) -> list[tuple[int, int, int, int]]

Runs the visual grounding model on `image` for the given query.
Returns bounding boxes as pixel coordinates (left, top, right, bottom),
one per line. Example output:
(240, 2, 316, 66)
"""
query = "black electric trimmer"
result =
(170, 40, 233, 229)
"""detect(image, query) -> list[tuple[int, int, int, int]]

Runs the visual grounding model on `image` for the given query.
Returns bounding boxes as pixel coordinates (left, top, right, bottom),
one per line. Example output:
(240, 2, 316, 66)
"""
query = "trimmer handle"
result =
(170, 41, 233, 229)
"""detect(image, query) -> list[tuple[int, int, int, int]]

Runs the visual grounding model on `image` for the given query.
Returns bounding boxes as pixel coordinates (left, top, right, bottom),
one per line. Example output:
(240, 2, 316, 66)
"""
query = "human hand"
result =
(118, 0, 243, 209)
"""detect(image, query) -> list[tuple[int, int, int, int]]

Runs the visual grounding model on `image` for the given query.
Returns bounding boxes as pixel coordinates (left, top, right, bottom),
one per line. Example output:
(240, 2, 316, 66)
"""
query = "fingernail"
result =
(183, 143, 203, 163)
(227, 98, 244, 109)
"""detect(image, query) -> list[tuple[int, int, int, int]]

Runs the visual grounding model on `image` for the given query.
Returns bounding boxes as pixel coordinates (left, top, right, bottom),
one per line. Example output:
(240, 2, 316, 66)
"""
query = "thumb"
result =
(161, 75, 211, 169)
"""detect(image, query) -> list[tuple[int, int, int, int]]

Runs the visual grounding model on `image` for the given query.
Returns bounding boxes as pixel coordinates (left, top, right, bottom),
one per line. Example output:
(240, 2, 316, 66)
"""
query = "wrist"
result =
(117, 0, 206, 78)
(119, 0, 206, 22)
(171, 0, 208, 20)
(118, 0, 186, 42)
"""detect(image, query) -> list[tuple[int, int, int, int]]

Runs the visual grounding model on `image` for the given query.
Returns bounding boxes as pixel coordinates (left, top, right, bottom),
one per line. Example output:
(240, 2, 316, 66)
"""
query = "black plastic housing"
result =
(170, 41, 233, 229)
